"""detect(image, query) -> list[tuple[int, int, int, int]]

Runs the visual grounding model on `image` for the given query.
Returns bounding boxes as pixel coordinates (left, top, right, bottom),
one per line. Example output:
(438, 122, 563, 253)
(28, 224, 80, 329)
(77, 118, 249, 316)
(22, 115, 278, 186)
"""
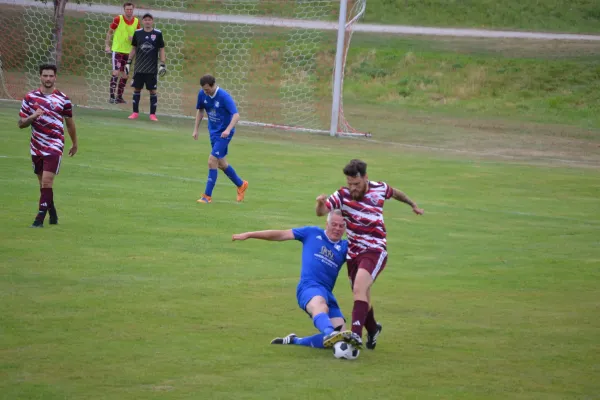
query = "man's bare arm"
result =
(315, 194, 329, 216)
(105, 28, 115, 52)
(18, 108, 44, 129)
(232, 230, 295, 241)
(65, 117, 78, 156)
(391, 187, 424, 215)
(159, 48, 166, 64)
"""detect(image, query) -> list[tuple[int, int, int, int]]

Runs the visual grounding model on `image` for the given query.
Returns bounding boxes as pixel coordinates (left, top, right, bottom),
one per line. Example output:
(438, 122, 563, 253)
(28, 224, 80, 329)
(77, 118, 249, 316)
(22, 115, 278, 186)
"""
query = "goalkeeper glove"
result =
(125, 60, 132, 75)
(158, 62, 167, 77)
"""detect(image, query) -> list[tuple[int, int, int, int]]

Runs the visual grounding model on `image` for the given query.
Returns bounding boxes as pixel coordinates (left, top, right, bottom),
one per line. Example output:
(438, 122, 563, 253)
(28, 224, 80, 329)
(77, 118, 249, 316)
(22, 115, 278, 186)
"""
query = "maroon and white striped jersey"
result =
(326, 181, 394, 259)
(20, 89, 73, 156)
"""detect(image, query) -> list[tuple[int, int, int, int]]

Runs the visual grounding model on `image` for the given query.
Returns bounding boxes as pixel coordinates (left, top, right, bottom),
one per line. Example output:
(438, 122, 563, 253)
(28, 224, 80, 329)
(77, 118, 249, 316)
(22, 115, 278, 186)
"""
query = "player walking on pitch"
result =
(192, 74, 248, 204)
(105, 2, 140, 104)
(18, 64, 78, 228)
(125, 13, 166, 121)
(315, 159, 424, 349)
(232, 210, 360, 349)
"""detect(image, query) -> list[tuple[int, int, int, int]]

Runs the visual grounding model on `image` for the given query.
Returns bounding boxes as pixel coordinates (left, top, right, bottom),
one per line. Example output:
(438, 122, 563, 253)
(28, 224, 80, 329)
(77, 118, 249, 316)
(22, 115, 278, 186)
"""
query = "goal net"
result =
(0, 0, 366, 135)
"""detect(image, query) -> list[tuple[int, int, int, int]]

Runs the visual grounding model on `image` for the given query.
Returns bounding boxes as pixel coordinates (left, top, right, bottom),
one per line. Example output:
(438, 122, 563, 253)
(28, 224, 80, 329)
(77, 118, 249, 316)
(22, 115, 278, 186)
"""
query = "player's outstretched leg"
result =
(271, 333, 297, 345)
(366, 322, 382, 350)
(222, 164, 247, 202)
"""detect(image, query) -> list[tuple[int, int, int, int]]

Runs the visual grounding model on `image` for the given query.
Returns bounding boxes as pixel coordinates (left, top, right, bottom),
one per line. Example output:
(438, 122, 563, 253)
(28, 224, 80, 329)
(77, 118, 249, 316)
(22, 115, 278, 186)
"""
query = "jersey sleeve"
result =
(223, 92, 238, 114)
(196, 91, 205, 110)
(292, 226, 314, 242)
(19, 95, 32, 118)
(382, 181, 393, 200)
(131, 32, 137, 47)
(326, 188, 343, 210)
(62, 96, 73, 118)
(109, 15, 120, 30)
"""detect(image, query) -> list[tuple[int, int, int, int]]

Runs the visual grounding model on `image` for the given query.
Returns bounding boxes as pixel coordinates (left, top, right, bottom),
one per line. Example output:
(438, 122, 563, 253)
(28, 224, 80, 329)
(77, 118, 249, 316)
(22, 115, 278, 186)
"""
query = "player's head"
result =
(141, 13, 153, 29)
(325, 209, 346, 242)
(343, 159, 368, 200)
(123, 2, 135, 19)
(38, 64, 57, 89)
(200, 74, 217, 96)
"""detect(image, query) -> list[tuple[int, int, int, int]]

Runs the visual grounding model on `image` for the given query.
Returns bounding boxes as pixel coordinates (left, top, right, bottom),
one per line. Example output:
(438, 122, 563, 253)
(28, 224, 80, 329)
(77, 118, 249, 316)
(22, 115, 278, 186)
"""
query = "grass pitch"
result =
(0, 102, 599, 399)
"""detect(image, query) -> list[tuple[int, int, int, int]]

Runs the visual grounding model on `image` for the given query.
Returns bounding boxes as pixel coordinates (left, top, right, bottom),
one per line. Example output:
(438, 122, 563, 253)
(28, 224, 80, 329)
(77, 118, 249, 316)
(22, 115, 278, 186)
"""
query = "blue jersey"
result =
(292, 226, 348, 292)
(196, 87, 238, 138)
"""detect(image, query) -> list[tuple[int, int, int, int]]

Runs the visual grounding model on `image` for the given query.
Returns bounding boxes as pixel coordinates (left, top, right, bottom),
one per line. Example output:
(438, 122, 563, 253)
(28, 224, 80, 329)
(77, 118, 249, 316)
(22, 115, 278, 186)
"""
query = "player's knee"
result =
(112, 70, 119, 77)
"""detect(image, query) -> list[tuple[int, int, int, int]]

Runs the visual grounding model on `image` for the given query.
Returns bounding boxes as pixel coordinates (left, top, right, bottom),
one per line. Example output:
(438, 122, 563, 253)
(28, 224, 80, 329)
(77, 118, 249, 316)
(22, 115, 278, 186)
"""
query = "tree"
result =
(35, 0, 88, 66)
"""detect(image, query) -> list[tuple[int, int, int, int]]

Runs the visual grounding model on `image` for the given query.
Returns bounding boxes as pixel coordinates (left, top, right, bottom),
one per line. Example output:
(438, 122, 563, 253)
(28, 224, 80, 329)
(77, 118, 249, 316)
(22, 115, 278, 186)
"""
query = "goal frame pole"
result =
(330, 0, 348, 137)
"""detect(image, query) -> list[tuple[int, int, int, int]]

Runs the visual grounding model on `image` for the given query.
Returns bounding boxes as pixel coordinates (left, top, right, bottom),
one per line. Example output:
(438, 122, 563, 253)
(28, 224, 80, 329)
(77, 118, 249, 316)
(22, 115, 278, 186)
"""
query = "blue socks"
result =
(224, 165, 243, 187)
(294, 333, 325, 348)
(313, 312, 334, 336)
(205, 169, 218, 196)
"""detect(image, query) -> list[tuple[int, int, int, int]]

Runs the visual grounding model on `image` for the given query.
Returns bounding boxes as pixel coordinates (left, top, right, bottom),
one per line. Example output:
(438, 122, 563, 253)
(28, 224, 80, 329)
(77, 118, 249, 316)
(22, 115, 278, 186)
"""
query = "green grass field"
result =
(1, 100, 599, 399)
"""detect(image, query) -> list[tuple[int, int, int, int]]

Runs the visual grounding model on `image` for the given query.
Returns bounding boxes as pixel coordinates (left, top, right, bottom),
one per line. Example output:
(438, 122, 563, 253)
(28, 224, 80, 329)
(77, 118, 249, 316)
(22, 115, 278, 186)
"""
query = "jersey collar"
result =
(209, 86, 220, 99)
(323, 231, 341, 244)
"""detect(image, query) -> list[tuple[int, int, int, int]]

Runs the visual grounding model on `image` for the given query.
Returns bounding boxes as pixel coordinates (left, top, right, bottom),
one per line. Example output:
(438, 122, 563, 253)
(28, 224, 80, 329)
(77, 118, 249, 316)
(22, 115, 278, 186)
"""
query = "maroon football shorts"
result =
(347, 250, 388, 286)
(112, 52, 129, 72)
(32, 154, 62, 175)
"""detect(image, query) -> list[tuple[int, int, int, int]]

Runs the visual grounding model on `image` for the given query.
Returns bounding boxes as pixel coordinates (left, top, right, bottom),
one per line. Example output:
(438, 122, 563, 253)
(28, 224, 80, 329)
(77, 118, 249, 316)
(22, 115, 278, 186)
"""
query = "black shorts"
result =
(131, 73, 157, 90)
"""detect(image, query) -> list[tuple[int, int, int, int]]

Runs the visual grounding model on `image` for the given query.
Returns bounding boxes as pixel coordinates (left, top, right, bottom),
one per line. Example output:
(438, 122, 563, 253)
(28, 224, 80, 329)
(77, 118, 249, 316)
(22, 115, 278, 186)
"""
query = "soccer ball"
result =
(332, 341, 360, 360)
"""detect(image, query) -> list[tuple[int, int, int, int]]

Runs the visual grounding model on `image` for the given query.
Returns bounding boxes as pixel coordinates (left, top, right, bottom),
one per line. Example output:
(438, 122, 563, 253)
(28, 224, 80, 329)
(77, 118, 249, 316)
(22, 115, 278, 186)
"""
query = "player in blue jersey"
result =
(192, 74, 248, 204)
(232, 210, 360, 349)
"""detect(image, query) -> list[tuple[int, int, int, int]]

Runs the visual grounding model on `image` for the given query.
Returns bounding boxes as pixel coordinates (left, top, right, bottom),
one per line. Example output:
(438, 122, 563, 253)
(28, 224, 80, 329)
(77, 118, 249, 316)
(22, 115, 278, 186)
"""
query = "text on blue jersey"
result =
(292, 226, 348, 292)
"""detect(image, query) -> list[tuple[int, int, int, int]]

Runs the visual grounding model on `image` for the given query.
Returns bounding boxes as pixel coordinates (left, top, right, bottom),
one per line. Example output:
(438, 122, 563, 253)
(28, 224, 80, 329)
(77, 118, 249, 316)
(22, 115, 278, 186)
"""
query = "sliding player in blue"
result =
(232, 210, 360, 349)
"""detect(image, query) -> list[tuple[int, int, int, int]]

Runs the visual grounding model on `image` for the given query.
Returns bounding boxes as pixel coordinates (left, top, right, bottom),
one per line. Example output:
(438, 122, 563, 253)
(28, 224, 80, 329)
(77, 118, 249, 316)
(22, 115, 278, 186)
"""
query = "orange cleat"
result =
(236, 180, 248, 202)
(197, 194, 212, 204)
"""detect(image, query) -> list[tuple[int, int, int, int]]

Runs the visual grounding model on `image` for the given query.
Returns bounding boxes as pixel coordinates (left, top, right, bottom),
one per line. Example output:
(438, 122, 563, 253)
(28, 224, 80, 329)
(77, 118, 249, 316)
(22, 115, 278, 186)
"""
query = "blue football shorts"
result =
(296, 283, 344, 320)
(210, 135, 233, 159)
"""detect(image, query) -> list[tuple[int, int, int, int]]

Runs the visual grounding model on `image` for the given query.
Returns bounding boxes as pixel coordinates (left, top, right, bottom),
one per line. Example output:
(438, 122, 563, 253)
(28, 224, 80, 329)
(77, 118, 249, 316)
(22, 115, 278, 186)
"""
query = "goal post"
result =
(0, 0, 368, 136)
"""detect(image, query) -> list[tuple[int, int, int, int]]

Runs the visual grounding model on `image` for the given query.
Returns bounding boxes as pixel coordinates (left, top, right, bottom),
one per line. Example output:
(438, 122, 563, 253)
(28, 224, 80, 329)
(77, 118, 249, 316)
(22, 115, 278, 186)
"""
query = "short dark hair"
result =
(142, 13, 153, 19)
(200, 74, 216, 87)
(343, 159, 367, 177)
(39, 64, 57, 75)
(123, 2, 134, 8)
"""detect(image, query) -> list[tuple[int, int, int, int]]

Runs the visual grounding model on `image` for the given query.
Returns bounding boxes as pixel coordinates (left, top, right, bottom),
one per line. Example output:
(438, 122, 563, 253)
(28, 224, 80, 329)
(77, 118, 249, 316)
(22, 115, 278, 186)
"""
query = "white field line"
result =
(2, 0, 600, 41)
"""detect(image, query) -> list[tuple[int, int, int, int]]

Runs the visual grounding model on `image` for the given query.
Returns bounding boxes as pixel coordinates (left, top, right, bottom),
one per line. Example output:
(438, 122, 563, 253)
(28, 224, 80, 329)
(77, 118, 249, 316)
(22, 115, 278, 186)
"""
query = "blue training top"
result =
(292, 226, 348, 292)
(196, 87, 238, 138)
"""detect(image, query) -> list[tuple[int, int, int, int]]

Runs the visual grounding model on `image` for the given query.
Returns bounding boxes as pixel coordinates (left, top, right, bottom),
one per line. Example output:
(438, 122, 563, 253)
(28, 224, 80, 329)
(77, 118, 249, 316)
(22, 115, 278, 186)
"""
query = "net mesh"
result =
(0, 0, 366, 134)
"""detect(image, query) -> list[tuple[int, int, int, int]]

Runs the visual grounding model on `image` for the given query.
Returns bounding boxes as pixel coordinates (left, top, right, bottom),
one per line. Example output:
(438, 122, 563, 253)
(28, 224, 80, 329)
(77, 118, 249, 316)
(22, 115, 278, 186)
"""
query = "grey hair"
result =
(327, 209, 344, 223)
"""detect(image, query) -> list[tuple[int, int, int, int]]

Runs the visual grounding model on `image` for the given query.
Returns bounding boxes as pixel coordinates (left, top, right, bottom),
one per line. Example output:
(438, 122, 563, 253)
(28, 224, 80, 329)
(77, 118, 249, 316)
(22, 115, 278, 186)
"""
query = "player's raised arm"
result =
(390, 187, 424, 215)
(232, 229, 295, 241)
(315, 194, 330, 216)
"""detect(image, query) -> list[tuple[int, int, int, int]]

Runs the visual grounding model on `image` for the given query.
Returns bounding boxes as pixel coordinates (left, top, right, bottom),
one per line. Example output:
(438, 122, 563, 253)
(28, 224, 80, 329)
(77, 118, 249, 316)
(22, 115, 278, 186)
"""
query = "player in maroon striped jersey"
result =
(315, 159, 424, 349)
(18, 64, 78, 228)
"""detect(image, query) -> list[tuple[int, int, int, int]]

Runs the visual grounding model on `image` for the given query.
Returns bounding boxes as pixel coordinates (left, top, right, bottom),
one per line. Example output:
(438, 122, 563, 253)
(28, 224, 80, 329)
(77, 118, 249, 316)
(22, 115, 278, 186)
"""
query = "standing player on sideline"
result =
(315, 159, 424, 349)
(104, 2, 139, 104)
(232, 210, 360, 349)
(18, 64, 78, 228)
(125, 13, 166, 121)
(192, 74, 248, 204)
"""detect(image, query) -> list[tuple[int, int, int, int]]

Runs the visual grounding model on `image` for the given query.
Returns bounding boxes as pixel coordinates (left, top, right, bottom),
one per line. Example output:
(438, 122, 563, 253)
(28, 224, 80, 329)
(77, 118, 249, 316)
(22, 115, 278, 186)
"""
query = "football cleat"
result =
(323, 330, 352, 348)
(30, 220, 44, 228)
(149, 114, 158, 121)
(115, 97, 127, 104)
(49, 214, 58, 225)
(271, 333, 297, 345)
(366, 323, 382, 350)
(128, 112, 139, 119)
(346, 332, 364, 349)
(197, 194, 212, 204)
(236, 180, 248, 202)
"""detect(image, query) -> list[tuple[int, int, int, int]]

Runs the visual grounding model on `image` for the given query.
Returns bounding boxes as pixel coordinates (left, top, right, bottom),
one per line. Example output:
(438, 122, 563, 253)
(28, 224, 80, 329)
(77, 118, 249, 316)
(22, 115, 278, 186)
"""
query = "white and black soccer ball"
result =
(332, 341, 360, 360)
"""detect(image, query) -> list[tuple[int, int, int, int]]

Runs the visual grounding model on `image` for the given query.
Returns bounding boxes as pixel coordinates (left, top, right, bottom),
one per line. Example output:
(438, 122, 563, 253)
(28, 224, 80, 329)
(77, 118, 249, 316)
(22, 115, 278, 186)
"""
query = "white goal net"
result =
(0, 0, 367, 135)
